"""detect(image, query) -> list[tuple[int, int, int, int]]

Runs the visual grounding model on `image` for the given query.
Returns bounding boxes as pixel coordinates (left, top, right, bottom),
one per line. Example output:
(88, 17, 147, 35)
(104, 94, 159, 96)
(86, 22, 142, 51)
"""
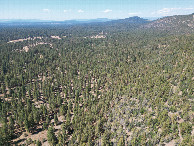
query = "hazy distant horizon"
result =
(0, 0, 193, 21)
(0, 16, 161, 23)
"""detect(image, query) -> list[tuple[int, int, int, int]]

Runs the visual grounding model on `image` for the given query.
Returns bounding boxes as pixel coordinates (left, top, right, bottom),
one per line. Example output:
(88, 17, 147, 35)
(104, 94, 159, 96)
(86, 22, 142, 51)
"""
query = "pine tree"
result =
(47, 126, 57, 145)
(8, 116, 15, 138)
(24, 118, 29, 132)
(102, 131, 111, 146)
(54, 114, 58, 125)
(36, 139, 42, 146)
(117, 136, 125, 146)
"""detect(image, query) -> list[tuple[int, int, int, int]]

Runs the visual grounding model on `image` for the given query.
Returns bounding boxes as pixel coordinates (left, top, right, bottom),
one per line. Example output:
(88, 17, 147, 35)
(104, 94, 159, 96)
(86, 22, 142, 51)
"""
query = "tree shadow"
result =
(12, 138, 26, 145)
(57, 121, 63, 126)
(32, 127, 43, 135)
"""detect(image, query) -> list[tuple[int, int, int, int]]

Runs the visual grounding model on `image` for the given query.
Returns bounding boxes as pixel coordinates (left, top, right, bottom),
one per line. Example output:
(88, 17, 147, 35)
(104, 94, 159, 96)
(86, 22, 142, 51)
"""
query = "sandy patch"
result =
(23, 46, 29, 52)
(51, 36, 61, 39)
(164, 140, 176, 146)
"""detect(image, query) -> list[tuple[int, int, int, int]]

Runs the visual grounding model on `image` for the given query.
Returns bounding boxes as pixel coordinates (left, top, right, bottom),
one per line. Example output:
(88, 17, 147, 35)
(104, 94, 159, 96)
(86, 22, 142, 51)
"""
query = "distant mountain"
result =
(110, 16, 149, 24)
(143, 14, 194, 33)
(143, 17, 160, 20)
(97, 16, 150, 31)
(1, 14, 193, 33)
(0, 17, 149, 26)
(76, 18, 112, 23)
(0, 18, 112, 25)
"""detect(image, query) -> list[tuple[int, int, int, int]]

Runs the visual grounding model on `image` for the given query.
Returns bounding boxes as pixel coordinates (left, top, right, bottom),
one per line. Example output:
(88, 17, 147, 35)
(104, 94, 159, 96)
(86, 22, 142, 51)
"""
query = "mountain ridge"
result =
(143, 13, 194, 33)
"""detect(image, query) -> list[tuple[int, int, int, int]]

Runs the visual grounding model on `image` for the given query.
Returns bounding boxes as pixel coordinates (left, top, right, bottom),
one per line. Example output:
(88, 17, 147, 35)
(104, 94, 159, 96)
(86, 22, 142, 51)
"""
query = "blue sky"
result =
(0, 0, 194, 20)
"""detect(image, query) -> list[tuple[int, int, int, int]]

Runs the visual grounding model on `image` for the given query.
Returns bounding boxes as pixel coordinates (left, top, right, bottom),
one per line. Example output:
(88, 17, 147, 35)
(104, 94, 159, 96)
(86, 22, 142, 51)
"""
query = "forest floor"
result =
(12, 115, 64, 145)
(164, 140, 176, 146)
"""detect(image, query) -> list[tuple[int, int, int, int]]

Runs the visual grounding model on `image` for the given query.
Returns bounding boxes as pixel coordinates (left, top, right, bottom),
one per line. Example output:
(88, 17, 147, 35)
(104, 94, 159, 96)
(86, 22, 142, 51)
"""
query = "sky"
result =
(0, 0, 194, 21)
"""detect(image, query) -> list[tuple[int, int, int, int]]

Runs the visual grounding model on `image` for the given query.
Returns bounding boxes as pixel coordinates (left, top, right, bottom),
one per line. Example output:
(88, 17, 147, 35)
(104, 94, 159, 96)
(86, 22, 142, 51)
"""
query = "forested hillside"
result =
(0, 14, 193, 146)
(143, 14, 194, 34)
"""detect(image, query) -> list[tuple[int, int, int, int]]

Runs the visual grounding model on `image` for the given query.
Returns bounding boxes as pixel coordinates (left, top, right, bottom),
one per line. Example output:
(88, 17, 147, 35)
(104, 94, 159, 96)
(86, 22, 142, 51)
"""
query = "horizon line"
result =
(0, 16, 161, 22)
